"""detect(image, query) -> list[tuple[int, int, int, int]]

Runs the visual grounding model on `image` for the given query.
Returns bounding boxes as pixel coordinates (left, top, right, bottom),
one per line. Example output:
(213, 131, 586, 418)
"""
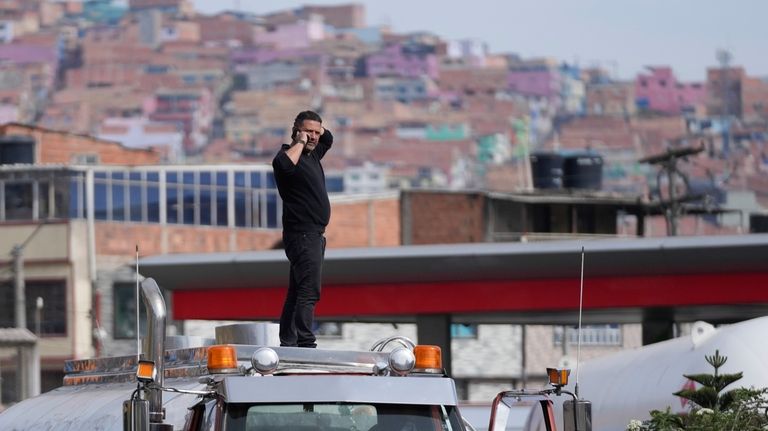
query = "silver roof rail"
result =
(369, 336, 415, 352)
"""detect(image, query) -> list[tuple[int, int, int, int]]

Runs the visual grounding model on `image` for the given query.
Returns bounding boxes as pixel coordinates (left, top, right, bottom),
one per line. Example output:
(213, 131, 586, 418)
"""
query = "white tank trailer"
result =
(528, 316, 768, 431)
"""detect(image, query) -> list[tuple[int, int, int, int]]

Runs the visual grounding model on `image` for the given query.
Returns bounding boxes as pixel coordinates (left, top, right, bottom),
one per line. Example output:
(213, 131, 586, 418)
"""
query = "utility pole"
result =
(12, 245, 26, 329)
(11, 244, 31, 402)
(640, 145, 705, 236)
(9, 222, 46, 402)
(716, 49, 733, 157)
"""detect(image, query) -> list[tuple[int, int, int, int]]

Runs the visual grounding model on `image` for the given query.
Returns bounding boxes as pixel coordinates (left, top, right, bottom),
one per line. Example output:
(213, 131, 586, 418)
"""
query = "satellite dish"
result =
(558, 355, 576, 369)
(690, 321, 716, 347)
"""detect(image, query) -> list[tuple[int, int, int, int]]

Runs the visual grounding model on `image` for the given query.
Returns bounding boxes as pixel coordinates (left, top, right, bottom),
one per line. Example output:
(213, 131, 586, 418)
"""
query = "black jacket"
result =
(272, 129, 333, 232)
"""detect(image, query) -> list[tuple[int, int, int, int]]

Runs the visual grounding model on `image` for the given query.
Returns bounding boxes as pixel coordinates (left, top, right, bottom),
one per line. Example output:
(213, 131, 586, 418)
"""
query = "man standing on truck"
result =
(272, 110, 333, 348)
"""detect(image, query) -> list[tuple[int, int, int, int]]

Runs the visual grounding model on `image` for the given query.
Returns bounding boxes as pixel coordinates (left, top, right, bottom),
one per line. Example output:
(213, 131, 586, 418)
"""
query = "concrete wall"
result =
(69, 221, 94, 359)
(0, 221, 90, 361)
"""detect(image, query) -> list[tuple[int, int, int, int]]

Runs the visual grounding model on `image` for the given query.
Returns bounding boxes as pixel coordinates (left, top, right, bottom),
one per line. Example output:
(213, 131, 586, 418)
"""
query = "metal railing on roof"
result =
(491, 232, 636, 242)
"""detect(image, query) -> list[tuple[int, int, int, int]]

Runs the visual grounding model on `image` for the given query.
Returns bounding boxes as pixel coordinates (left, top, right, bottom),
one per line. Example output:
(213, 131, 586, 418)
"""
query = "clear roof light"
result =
(251, 347, 280, 375)
(388, 347, 415, 376)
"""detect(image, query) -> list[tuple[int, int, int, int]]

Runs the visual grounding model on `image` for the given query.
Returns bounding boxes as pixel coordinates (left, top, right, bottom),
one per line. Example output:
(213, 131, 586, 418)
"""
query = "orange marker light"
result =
(546, 368, 570, 387)
(136, 360, 156, 383)
(413, 345, 442, 371)
(207, 345, 238, 373)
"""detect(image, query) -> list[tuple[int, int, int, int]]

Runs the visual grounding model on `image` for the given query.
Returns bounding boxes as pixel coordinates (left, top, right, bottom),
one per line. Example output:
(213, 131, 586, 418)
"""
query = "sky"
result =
(192, 0, 768, 82)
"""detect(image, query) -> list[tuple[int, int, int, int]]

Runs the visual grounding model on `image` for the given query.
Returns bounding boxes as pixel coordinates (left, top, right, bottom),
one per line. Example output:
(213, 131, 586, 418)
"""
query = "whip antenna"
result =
(136, 244, 140, 359)
(575, 246, 585, 398)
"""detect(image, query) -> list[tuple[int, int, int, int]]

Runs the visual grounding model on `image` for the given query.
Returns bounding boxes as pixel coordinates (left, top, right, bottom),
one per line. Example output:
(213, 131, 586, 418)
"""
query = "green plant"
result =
(626, 350, 768, 431)
(673, 350, 743, 411)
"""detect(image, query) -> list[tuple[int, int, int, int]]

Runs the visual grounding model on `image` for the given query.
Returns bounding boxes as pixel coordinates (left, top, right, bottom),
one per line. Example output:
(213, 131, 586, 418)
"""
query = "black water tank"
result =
(563, 153, 603, 190)
(751, 213, 768, 233)
(530, 153, 563, 189)
(0, 135, 35, 165)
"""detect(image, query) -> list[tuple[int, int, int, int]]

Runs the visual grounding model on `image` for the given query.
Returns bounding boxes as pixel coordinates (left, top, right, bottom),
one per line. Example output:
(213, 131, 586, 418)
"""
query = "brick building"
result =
(634, 66, 706, 115)
(741, 75, 768, 122)
(437, 67, 509, 103)
(301, 4, 365, 29)
(586, 81, 635, 117)
(706, 66, 745, 118)
(195, 12, 255, 46)
(0, 122, 159, 165)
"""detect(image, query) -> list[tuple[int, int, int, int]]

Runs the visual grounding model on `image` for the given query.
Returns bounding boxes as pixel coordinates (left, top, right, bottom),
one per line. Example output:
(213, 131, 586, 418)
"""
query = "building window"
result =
(4, 182, 33, 220)
(94, 175, 108, 220)
(266, 192, 279, 228)
(92, 170, 149, 223)
(451, 323, 478, 339)
(235, 172, 247, 227)
(553, 324, 622, 346)
(129, 173, 143, 222)
(111, 171, 126, 221)
(182, 172, 195, 225)
(113, 282, 146, 339)
(36, 181, 51, 219)
(147, 171, 160, 222)
(216, 172, 228, 227)
(72, 167, 281, 228)
(166, 171, 180, 224)
(72, 154, 99, 165)
(69, 175, 84, 219)
(250, 172, 262, 188)
(0, 280, 67, 336)
(28, 281, 67, 335)
(199, 171, 213, 226)
(145, 65, 169, 74)
(234, 170, 274, 228)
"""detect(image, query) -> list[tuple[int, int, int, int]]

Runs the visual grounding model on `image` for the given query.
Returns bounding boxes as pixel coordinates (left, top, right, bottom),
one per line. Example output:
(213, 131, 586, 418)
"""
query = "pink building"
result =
(366, 43, 439, 80)
(255, 16, 325, 50)
(0, 42, 59, 90)
(507, 64, 560, 101)
(635, 66, 706, 114)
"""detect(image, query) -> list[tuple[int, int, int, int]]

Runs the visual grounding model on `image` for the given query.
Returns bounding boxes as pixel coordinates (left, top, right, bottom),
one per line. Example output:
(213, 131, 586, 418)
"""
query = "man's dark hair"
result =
(294, 110, 322, 127)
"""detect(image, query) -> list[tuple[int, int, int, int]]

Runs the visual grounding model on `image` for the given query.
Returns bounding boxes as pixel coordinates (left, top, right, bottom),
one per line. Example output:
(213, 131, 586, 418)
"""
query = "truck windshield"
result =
(225, 402, 465, 431)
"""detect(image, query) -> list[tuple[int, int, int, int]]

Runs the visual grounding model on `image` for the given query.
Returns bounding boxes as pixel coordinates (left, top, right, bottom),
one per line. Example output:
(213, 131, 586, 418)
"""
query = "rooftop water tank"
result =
(530, 152, 563, 189)
(562, 153, 603, 190)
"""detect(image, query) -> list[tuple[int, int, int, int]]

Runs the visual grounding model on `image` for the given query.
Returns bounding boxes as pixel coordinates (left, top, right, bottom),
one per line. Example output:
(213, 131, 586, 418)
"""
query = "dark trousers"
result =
(279, 231, 326, 348)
